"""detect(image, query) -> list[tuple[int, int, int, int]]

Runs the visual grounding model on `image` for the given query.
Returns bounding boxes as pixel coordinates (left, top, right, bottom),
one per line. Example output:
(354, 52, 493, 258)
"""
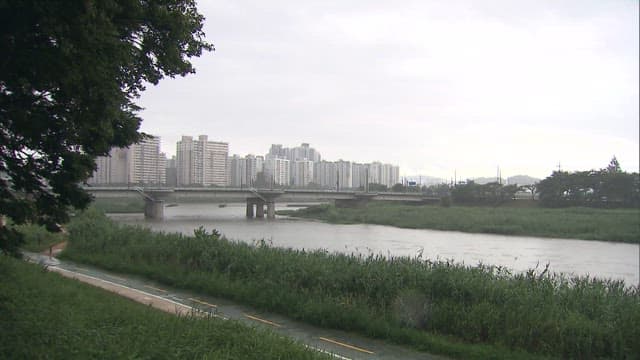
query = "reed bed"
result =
(281, 203, 640, 243)
(61, 209, 640, 359)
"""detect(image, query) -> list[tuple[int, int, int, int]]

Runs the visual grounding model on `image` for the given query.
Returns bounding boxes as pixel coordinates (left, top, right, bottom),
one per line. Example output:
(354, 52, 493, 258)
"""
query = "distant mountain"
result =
(506, 175, 540, 186)
(470, 177, 499, 185)
(404, 174, 540, 186)
(404, 175, 447, 186)
(467, 175, 540, 185)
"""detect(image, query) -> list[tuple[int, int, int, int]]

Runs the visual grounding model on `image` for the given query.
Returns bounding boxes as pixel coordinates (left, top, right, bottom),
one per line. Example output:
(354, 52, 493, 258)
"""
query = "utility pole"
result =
(365, 167, 369, 193)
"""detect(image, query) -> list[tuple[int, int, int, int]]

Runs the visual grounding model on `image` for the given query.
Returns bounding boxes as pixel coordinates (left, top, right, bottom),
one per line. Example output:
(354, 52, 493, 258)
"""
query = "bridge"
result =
(86, 186, 439, 219)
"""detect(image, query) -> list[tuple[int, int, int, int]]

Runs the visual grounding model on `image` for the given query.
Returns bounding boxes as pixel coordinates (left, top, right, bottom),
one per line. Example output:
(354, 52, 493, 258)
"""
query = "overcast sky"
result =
(138, 0, 639, 179)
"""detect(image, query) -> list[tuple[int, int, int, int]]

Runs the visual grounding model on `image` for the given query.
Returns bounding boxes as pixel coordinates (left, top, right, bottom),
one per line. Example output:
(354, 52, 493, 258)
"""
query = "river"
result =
(110, 203, 640, 287)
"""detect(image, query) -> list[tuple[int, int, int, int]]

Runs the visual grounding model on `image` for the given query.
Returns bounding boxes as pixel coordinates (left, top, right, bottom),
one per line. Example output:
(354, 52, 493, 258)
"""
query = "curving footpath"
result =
(24, 250, 447, 360)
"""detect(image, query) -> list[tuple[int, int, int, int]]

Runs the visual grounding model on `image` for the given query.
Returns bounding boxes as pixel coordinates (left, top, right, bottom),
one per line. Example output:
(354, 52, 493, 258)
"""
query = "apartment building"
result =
(88, 137, 163, 185)
(176, 135, 228, 186)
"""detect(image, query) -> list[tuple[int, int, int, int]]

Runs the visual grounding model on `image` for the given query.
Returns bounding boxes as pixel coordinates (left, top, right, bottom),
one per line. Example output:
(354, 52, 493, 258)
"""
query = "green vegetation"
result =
(0, 255, 325, 359)
(537, 159, 639, 208)
(281, 202, 640, 243)
(61, 209, 640, 359)
(451, 181, 519, 205)
(12, 223, 66, 253)
(0, 0, 213, 254)
(91, 197, 145, 213)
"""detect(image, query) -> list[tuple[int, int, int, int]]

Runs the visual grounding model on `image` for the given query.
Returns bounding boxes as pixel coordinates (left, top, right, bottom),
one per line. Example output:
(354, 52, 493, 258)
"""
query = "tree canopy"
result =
(0, 0, 213, 254)
(537, 158, 639, 208)
(450, 181, 518, 205)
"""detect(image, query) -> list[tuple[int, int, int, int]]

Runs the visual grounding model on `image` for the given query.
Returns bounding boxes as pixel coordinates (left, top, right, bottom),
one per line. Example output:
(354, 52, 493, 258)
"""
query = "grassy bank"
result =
(61, 209, 640, 359)
(279, 203, 640, 243)
(12, 223, 66, 253)
(0, 255, 325, 359)
(91, 197, 145, 213)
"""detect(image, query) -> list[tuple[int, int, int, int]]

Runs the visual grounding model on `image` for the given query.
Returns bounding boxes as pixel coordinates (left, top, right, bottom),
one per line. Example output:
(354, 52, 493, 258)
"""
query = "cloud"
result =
(139, 0, 639, 178)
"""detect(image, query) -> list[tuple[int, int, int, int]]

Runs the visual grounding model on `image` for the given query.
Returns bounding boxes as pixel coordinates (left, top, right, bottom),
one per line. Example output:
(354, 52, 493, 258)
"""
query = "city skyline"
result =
(136, 0, 639, 180)
(90, 136, 403, 188)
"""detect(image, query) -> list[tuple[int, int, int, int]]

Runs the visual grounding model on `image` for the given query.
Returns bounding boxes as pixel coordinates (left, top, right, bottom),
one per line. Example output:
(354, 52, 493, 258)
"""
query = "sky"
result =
(138, 0, 639, 179)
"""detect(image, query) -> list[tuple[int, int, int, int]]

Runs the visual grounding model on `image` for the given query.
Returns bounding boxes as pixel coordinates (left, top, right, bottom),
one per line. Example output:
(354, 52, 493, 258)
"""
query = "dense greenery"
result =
(61, 209, 639, 359)
(12, 223, 65, 253)
(450, 181, 519, 205)
(283, 202, 640, 243)
(91, 197, 145, 213)
(0, 255, 325, 359)
(0, 0, 212, 254)
(537, 159, 639, 208)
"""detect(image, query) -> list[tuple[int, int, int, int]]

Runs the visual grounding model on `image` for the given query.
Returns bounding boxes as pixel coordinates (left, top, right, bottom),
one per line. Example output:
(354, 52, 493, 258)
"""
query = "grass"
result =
(0, 255, 326, 359)
(91, 197, 145, 213)
(279, 202, 640, 243)
(60, 208, 640, 359)
(11, 223, 66, 253)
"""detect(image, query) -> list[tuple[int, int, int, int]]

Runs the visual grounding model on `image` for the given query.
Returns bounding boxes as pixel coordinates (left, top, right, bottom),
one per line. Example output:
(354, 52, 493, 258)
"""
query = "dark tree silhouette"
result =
(0, 0, 213, 254)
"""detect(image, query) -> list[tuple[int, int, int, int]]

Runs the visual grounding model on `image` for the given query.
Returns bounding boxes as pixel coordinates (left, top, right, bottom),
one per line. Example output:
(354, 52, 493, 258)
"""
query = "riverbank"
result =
(0, 255, 324, 359)
(59, 208, 639, 359)
(278, 203, 640, 243)
(91, 197, 145, 213)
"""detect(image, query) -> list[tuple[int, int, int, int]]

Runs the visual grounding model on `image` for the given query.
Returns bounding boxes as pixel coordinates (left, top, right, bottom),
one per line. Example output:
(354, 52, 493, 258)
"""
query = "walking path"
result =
(25, 249, 446, 360)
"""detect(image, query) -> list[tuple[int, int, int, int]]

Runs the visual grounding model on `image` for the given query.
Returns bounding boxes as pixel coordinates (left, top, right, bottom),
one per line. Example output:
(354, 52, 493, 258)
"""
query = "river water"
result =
(110, 203, 640, 287)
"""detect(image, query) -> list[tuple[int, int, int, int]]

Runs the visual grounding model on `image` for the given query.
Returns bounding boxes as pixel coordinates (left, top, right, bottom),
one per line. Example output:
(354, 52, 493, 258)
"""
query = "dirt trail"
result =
(43, 241, 67, 257)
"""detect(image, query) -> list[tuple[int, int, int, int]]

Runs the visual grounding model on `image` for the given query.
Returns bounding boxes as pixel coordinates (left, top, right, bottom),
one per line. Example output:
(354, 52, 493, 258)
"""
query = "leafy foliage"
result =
(62, 209, 640, 359)
(537, 158, 640, 208)
(451, 181, 518, 205)
(0, 0, 212, 252)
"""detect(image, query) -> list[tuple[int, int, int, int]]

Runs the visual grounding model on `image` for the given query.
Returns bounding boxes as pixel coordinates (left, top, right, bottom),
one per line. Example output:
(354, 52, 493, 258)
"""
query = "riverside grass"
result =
(280, 203, 640, 243)
(11, 223, 66, 252)
(0, 255, 326, 360)
(61, 209, 639, 359)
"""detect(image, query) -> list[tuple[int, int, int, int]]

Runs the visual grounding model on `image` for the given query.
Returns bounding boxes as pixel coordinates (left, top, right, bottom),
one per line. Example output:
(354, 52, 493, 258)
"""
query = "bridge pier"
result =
(256, 199, 265, 218)
(267, 201, 275, 219)
(144, 199, 164, 220)
(246, 198, 275, 219)
(246, 199, 255, 218)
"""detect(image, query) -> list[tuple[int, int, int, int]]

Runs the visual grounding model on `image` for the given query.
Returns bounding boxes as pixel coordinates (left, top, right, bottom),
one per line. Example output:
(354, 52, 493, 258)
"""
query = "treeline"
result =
(450, 182, 518, 205)
(537, 158, 639, 208)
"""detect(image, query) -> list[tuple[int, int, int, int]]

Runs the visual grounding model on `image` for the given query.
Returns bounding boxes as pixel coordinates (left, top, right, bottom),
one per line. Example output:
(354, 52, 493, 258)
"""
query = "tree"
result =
(391, 183, 405, 192)
(0, 0, 213, 255)
(519, 184, 537, 200)
(537, 158, 640, 208)
(606, 156, 622, 173)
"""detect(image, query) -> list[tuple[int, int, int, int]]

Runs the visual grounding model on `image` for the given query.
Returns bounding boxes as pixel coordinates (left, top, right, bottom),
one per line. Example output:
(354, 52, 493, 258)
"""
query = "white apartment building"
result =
(177, 135, 228, 186)
(313, 160, 337, 189)
(128, 137, 164, 184)
(244, 154, 263, 186)
(264, 155, 290, 186)
(88, 137, 163, 185)
(367, 162, 400, 188)
(228, 154, 247, 187)
(335, 160, 353, 189)
(292, 159, 314, 187)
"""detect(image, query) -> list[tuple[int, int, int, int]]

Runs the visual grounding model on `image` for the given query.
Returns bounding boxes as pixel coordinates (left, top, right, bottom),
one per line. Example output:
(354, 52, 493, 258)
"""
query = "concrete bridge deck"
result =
(86, 186, 439, 219)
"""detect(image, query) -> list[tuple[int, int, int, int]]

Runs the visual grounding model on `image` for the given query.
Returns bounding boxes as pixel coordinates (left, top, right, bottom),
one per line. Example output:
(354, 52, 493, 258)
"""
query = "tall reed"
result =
(283, 203, 640, 243)
(62, 209, 640, 359)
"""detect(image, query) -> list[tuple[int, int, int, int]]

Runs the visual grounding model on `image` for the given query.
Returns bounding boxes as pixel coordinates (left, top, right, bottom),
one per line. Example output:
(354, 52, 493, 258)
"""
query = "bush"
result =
(60, 209, 640, 359)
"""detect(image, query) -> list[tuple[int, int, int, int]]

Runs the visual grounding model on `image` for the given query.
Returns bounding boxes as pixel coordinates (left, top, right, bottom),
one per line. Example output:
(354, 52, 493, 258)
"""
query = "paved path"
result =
(24, 251, 447, 360)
